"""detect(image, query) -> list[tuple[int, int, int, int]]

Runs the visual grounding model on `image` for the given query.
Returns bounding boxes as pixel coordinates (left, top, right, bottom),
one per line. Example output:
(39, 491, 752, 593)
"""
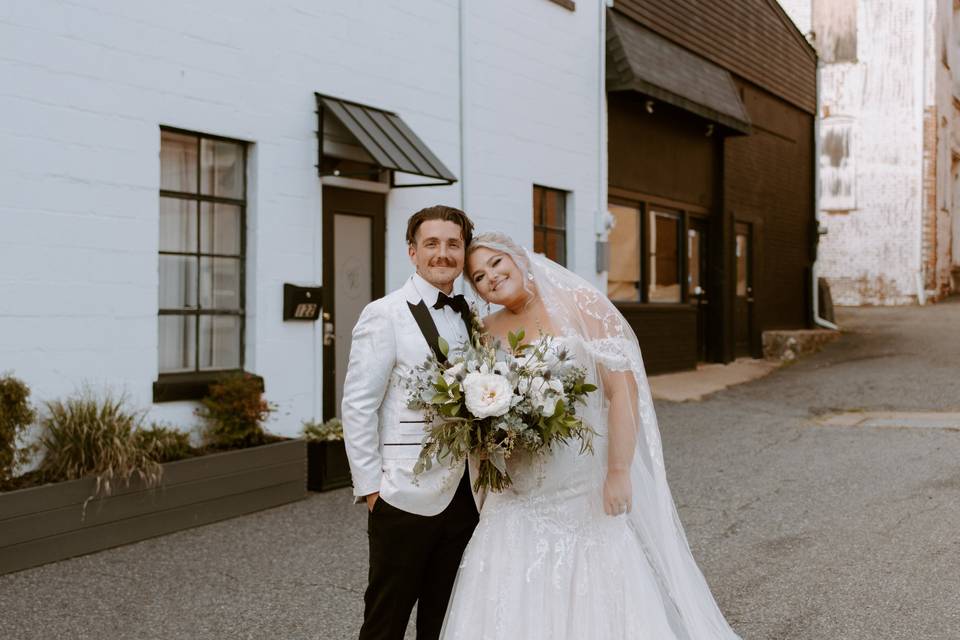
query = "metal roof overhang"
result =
(606, 11, 752, 135)
(315, 93, 457, 188)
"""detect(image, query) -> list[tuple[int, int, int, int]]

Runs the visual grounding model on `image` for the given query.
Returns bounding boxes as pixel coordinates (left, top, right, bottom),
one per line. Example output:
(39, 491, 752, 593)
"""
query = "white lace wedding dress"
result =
(438, 247, 740, 640)
(440, 336, 683, 639)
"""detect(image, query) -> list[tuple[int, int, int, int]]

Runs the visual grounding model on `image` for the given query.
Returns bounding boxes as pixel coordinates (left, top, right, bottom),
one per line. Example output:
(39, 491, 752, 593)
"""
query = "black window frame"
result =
(608, 196, 707, 306)
(155, 126, 253, 402)
(533, 184, 568, 267)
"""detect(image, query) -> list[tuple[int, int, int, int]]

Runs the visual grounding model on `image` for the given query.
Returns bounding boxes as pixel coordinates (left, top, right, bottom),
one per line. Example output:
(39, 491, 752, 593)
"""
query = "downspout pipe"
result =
(459, 0, 470, 213)
(596, 1, 613, 277)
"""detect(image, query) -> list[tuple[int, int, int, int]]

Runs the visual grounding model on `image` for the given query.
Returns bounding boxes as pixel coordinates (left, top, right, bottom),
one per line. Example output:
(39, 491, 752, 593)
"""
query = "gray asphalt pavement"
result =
(1, 299, 958, 640)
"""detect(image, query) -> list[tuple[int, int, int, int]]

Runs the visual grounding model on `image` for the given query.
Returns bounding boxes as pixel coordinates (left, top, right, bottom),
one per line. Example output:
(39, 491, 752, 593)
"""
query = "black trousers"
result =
(358, 468, 479, 640)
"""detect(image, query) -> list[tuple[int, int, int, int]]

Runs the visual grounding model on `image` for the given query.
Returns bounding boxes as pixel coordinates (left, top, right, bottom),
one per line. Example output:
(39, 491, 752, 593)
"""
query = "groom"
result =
(341, 205, 481, 640)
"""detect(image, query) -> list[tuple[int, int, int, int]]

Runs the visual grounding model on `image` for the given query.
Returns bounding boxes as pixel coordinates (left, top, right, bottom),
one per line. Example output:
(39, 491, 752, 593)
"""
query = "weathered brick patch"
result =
(814, 412, 960, 430)
(762, 329, 841, 362)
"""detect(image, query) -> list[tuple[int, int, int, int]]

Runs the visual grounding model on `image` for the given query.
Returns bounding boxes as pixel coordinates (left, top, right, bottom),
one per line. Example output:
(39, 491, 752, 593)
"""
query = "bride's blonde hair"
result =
(465, 232, 531, 291)
(465, 232, 539, 311)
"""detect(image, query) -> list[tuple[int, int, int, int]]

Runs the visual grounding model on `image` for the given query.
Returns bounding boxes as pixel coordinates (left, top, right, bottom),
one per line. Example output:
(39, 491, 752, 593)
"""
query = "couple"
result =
(341, 206, 740, 640)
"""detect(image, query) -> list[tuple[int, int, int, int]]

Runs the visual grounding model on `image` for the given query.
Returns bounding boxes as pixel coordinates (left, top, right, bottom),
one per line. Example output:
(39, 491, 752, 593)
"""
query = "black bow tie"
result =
(433, 292, 469, 315)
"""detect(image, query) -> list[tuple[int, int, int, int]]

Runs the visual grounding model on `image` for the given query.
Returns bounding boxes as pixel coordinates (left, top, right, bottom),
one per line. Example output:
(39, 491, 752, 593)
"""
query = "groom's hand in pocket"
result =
(366, 492, 380, 512)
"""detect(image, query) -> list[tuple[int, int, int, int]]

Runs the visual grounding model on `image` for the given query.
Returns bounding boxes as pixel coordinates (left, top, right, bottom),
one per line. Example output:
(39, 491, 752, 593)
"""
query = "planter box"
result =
(307, 440, 352, 492)
(0, 439, 306, 576)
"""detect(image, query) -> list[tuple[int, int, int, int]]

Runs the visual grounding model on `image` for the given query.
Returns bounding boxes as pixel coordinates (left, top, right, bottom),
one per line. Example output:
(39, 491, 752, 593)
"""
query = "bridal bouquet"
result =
(406, 324, 597, 492)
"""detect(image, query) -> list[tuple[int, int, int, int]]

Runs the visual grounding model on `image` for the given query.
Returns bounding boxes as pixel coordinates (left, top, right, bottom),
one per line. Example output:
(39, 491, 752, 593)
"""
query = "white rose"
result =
(493, 361, 511, 377)
(462, 372, 513, 418)
(530, 377, 565, 417)
(443, 362, 465, 386)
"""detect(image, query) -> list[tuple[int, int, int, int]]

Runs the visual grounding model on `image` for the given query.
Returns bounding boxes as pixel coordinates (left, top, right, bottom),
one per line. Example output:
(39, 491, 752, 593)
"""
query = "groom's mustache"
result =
(429, 257, 458, 267)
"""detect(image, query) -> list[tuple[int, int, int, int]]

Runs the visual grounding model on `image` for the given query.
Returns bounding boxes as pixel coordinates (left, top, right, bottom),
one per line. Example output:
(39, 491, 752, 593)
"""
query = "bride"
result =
(439, 233, 741, 639)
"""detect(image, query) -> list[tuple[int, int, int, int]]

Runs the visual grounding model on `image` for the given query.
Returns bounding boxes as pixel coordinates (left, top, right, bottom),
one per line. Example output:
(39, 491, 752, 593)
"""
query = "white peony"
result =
(462, 372, 513, 418)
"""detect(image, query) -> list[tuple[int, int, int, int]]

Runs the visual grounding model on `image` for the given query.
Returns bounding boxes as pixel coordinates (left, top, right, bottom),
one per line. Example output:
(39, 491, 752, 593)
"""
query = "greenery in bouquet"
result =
(407, 323, 597, 492)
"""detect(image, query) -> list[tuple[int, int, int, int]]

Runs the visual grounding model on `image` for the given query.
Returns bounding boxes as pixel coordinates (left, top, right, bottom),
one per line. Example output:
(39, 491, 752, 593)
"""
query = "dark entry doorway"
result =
(322, 187, 386, 420)
(734, 221, 753, 358)
(687, 218, 709, 361)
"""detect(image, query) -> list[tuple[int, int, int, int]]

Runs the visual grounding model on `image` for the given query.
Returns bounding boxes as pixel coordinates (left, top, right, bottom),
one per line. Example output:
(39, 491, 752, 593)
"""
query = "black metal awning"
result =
(315, 93, 457, 188)
(606, 11, 752, 135)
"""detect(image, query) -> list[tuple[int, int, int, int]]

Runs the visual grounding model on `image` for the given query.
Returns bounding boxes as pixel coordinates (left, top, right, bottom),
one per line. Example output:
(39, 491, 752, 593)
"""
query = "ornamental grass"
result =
(135, 424, 194, 463)
(37, 391, 162, 500)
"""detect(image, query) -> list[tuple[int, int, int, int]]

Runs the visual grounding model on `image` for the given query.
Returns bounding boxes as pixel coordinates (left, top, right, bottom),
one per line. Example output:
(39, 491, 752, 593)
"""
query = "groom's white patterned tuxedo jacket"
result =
(341, 273, 483, 517)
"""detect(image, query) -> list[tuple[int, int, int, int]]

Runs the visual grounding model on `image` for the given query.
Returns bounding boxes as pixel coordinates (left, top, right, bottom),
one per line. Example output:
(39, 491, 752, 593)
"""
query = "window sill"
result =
(153, 370, 264, 403)
(613, 302, 698, 313)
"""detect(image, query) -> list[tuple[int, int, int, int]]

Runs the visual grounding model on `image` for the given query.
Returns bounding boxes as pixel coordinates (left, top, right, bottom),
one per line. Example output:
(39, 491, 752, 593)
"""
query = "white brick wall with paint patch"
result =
(0, 0, 605, 436)
(779, 0, 959, 305)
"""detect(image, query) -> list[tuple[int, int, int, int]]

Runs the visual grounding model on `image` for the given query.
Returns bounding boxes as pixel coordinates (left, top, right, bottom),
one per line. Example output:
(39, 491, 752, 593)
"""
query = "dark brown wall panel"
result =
(614, 0, 817, 113)
(617, 304, 699, 374)
(608, 93, 718, 209)
(725, 84, 814, 331)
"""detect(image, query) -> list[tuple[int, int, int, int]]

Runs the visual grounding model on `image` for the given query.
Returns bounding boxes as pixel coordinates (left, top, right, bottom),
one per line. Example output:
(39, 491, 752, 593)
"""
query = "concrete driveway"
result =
(1, 299, 958, 639)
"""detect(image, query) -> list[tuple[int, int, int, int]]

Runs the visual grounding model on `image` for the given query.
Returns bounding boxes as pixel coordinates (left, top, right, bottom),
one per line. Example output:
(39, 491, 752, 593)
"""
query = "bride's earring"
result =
(527, 271, 534, 281)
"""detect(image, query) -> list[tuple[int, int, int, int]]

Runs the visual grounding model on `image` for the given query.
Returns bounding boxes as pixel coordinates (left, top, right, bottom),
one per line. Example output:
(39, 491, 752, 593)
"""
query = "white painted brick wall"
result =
(783, 0, 959, 305)
(0, 0, 603, 436)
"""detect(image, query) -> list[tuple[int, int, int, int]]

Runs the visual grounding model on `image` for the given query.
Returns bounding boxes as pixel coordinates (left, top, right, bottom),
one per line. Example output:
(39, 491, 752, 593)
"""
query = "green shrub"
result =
(37, 391, 161, 498)
(302, 417, 343, 442)
(195, 373, 274, 449)
(0, 374, 36, 485)
(135, 424, 193, 463)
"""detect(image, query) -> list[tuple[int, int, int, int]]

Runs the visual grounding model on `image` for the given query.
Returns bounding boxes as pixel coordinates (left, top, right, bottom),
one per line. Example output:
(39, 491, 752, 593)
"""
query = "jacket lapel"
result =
(407, 300, 448, 364)
(462, 306, 476, 342)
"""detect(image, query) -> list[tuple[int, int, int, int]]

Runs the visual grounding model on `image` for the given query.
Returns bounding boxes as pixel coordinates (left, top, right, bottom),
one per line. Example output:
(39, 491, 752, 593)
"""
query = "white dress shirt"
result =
(410, 272, 470, 353)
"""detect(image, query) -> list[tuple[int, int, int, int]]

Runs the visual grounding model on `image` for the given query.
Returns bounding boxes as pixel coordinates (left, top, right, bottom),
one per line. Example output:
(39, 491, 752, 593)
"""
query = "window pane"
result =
(201, 138, 244, 199)
(607, 203, 641, 301)
(533, 187, 544, 226)
(160, 131, 198, 193)
(200, 202, 242, 256)
(533, 229, 545, 255)
(159, 255, 198, 309)
(543, 190, 565, 228)
(159, 198, 197, 252)
(200, 257, 241, 310)
(649, 211, 681, 303)
(687, 228, 703, 297)
(736, 233, 749, 297)
(546, 230, 566, 266)
(199, 315, 241, 370)
(158, 315, 196, 373)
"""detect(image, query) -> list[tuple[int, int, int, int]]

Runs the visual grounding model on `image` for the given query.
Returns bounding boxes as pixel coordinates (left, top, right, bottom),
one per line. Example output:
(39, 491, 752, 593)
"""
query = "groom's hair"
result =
(406, 205, 475, 247)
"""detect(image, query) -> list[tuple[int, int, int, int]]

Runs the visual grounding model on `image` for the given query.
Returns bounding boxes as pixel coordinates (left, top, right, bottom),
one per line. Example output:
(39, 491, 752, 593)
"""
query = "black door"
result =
(687, 218, 709, 361)
(322, 187, 386, 420)
(734, 221, 753, 358)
